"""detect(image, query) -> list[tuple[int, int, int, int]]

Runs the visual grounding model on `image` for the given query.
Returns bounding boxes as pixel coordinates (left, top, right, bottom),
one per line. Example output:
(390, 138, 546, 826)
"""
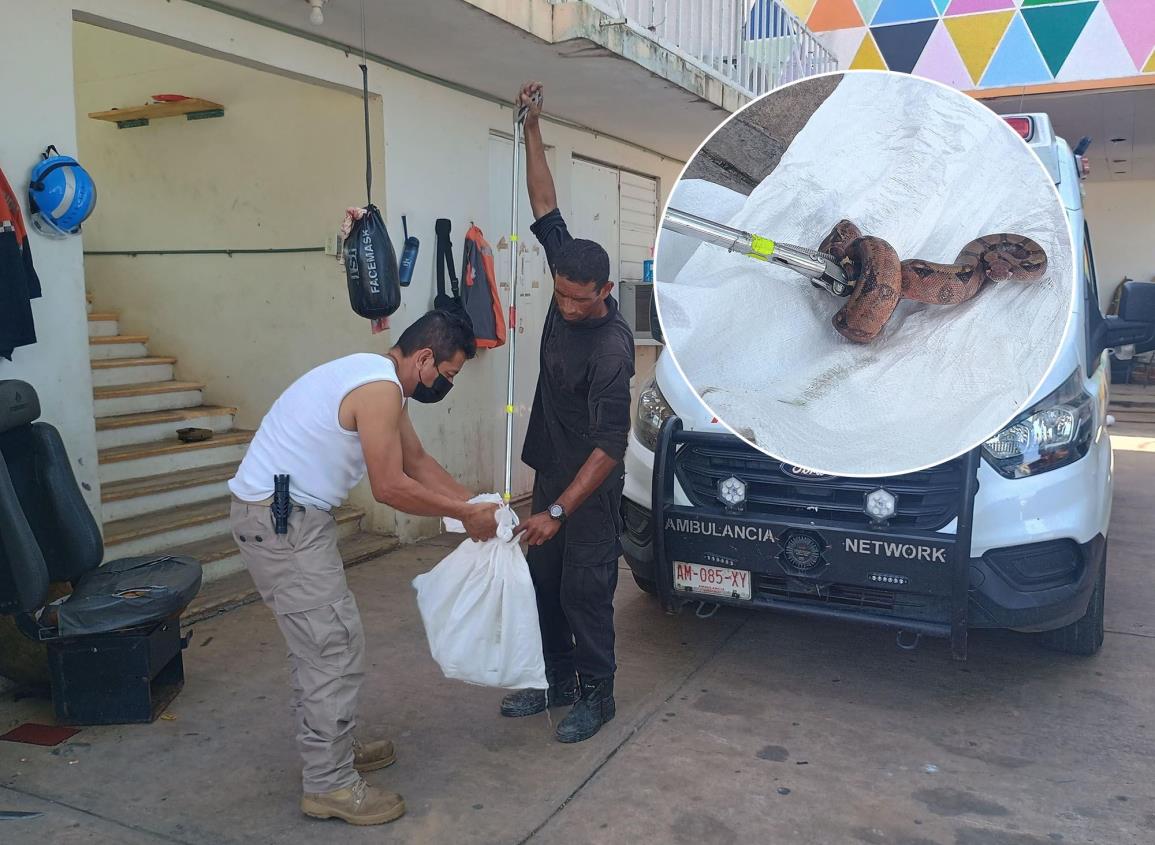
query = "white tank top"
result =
(228, 353, 404, 510)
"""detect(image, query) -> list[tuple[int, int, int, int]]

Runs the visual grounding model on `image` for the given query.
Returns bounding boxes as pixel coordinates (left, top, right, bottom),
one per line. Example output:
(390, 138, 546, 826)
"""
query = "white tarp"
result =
(656, 71, 1074, 476)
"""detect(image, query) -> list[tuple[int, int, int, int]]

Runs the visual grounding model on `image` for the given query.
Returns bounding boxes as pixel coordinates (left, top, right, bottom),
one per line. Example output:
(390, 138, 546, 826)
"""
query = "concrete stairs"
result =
(88, 296, 396, 587)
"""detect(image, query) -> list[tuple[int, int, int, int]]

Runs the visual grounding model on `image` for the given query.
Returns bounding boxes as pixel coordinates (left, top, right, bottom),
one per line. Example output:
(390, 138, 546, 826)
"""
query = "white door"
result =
(570, 158, 621, 280)
(489, 133, 552, 500)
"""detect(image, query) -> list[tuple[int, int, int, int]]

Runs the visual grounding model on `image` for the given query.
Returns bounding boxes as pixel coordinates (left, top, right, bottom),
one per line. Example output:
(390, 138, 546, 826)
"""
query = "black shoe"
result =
(500, 670, 580, 718)
(555, 677, 615, 743)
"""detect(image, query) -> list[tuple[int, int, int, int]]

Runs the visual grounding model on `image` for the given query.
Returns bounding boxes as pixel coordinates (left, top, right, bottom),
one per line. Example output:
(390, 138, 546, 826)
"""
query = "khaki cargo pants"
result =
(230, 498, 364, 794)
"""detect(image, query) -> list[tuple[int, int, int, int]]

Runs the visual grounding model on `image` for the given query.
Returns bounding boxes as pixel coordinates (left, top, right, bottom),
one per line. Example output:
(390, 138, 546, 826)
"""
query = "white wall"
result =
(376, 69, 681, 541)
(62, 0, 683, 543)
(1084, 180, 1155, 313)
(0, 6, 101, 516)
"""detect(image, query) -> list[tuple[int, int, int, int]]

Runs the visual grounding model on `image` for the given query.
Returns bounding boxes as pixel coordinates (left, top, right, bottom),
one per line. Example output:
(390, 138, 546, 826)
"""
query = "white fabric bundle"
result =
(413, 496, 546, 690)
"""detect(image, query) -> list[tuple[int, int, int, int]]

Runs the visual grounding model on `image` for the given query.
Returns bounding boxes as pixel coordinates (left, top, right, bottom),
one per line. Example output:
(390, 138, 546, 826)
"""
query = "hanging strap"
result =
(360, 64, 372, 206)
(435, 219, 460, 300)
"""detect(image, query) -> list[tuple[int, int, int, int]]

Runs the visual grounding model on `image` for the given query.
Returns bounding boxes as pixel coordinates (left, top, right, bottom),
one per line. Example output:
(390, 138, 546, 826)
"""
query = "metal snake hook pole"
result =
(503, 103, 525, 504)
(661, 208, 852, 297)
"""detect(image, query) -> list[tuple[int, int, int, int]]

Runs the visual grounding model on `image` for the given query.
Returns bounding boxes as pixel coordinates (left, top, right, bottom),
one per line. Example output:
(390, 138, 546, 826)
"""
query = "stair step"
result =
(95, 404, 237, 449)
(91, 356, 177, 370)
(88, 311, 119, 321)
(103, 461, 240, 501)
(90, 338, 149, 361)
(97, 429, 253, 484)
(88, 319, 119, 338)
(91, 334, 149, 345)
(94, 380, 204, 400)
(184, 530, 398, 618)
(104, 495, 233, 547)
(94, 381, 205, 418)
(99, 428, 252, 464)
(91, 357, 177, 388)
(96, 405, 238, 432)
(100, 461, 240, 522)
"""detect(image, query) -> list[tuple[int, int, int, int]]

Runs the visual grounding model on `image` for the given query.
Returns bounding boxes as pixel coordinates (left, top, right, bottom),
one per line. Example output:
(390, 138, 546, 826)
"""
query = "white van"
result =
(622, 114, 1155, 659)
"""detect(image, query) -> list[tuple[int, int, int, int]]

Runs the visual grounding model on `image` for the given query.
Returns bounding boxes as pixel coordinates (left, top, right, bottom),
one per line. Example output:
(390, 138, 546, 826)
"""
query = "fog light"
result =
(717, 476, 746, 511)
(864, 488, 896, 526)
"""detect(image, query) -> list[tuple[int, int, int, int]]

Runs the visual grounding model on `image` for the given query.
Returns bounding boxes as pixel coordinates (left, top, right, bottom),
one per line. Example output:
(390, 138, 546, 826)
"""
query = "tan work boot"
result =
(353, 737, 396, 773)
(301, 778, 405, 826)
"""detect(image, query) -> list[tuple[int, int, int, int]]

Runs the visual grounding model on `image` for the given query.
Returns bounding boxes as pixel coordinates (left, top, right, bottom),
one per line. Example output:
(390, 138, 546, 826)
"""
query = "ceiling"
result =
(985, 85, 1155, 182)
(198, 0, 733, 161)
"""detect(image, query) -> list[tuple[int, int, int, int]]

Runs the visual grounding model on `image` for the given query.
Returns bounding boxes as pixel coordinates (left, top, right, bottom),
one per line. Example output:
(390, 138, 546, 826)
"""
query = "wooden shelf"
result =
(89, 98, 224, 128)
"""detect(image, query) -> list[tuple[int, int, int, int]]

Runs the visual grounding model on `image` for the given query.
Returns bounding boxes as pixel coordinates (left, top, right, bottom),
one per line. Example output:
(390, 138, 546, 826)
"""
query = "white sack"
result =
(657, 71, 1074, 477)
(414, 501, 547, 690)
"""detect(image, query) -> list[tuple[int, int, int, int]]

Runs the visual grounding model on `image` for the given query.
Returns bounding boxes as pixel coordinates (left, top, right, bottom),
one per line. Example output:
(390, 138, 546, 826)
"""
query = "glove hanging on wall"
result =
(343, 204, 401, 320)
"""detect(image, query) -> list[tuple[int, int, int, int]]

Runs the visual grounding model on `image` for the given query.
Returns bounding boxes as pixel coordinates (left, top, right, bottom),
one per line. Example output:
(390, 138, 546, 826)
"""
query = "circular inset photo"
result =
(654, 69, 1075, 478)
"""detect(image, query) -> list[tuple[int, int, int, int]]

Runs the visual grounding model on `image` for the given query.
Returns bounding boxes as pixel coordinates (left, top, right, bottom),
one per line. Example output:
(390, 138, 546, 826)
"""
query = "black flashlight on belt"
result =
(272, 474, 291, 535)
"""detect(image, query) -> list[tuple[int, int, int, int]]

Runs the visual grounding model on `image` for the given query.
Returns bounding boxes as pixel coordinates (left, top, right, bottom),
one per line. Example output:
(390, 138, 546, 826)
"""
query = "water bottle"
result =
(398, 215, 419, 287)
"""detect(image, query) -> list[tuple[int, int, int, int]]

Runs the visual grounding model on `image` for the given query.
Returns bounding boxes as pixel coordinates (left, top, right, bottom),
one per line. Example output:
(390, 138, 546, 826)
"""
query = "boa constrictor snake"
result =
(817, 220, 1048, 343)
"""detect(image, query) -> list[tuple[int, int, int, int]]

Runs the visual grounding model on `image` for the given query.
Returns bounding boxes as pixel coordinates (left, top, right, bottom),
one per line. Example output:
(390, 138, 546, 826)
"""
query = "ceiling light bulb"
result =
(308, 0, 325, 25)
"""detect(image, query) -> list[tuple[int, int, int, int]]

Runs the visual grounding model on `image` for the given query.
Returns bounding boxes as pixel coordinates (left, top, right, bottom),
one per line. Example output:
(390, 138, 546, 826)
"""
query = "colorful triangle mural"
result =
(980, 12, 1053, 86)
(913, 21, 975, 87)
(806, 0, 865, 31)
(850, 31, 888, 68)
(872, 20, 939, 72)
(946, 0, 1015, 14)
(932, 0, 952, 12)
(871, 0, 939, 26)
(943, 10, 1016, 83)
(1020, 0, 1080, 5)
(1103, 0, 1155, 71)
(817, 26, 871, 68)
(1057, 2, 1139, 80)
(783, 0, 820, 21)
(1145, 47, 1155, 73)
(1022, 2, 1097, 76)
(855, 0, 885, 24)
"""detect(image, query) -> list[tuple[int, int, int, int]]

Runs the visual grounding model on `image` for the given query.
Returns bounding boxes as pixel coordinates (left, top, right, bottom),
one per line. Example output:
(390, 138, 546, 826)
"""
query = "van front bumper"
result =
(630, 417, 1101, 658)
(624, 496, 1103, 636)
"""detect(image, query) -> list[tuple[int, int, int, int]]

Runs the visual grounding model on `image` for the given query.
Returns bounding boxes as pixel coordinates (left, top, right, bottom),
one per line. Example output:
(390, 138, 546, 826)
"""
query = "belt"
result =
(232, 495, 306, 510)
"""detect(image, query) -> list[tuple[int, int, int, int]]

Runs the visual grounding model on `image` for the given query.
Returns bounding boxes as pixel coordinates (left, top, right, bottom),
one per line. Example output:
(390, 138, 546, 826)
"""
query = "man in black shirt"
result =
(504, 81, 635, 744)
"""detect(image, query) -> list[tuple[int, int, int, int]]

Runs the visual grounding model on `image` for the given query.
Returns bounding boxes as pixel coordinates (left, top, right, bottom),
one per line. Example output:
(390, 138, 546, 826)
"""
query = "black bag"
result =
(434, 218, 469, 321)
(344, 204, 401, 320)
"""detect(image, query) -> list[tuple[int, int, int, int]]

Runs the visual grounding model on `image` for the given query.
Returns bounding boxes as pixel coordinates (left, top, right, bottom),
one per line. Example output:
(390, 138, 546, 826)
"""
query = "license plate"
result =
(674, 562, 752, 600)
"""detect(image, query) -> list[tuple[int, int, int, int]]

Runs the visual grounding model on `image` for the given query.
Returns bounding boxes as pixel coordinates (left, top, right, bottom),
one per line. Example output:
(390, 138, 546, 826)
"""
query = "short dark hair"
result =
(395, 309, 477, 362)
(555, 239, 611, 291)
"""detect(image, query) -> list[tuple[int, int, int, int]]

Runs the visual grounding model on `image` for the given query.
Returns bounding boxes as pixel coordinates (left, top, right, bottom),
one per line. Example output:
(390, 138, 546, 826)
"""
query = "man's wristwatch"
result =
(548, 503, 567, 523)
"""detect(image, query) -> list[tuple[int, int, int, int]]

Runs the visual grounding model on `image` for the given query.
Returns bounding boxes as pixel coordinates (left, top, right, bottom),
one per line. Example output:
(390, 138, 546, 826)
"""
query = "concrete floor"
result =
(3, 409, 1155, 844)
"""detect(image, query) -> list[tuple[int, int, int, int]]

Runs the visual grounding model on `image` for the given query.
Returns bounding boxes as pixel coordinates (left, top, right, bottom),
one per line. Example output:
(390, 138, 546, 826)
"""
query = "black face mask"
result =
(411, 359, 454, 404)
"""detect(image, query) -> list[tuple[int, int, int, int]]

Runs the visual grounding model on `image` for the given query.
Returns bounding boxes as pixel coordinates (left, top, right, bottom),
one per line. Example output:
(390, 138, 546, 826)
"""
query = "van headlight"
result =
(635, 377, 674, 451)
(982, 370, 1096, 479)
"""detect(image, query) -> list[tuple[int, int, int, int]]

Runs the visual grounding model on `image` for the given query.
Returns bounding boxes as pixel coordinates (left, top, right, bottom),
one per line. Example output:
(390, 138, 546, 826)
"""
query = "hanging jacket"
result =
(461, 225, 506, 349)
(0, 165, 41, 360)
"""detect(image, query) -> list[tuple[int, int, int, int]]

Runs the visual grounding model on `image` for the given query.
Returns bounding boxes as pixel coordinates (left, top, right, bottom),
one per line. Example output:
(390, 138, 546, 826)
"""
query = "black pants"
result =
(526, 472, 623, 681)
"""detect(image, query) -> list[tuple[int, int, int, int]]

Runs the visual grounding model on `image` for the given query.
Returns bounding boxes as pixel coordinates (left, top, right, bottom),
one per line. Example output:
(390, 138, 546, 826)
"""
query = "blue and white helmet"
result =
(28, 146, 97, 238)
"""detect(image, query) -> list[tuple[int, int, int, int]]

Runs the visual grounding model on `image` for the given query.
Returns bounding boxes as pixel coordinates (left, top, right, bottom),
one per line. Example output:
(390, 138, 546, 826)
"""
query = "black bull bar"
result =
(651, 417, 982, 660)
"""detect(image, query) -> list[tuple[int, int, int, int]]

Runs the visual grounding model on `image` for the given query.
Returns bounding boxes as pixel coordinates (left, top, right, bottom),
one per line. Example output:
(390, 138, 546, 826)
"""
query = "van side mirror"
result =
(1099, 281, 1155, 352)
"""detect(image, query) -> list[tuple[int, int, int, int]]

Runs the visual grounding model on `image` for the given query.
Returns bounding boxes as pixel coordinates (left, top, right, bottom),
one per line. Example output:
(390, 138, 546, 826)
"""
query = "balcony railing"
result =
(582, 0, 839, 97)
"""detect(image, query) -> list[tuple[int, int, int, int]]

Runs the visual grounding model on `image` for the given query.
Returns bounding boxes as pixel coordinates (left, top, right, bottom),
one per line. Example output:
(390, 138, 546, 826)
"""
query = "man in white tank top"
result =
(228, 310, 498, 826)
